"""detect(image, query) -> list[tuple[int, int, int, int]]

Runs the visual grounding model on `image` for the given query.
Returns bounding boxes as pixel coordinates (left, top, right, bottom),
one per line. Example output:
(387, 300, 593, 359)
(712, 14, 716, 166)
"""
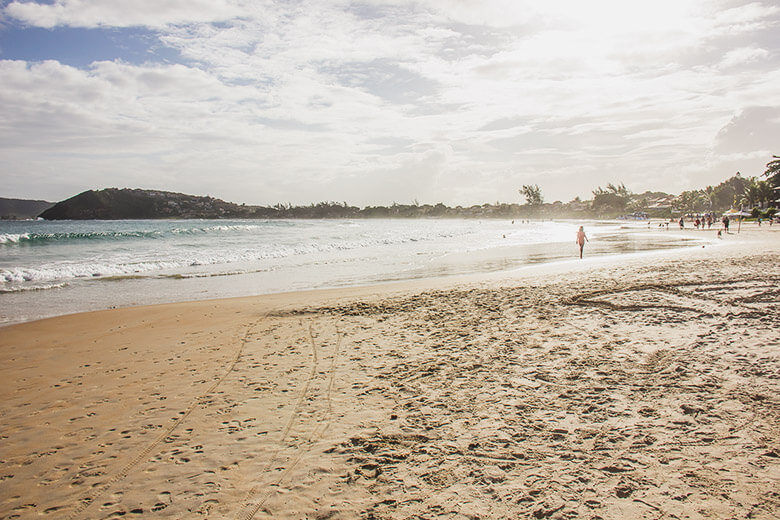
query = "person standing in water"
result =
(576, 226, 588, 259)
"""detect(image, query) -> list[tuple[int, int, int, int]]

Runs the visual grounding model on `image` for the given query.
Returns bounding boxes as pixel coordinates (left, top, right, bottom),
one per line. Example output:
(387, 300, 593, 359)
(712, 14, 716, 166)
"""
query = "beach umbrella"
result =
(723, 209, 752, 217)
(722, 208, 752, 233)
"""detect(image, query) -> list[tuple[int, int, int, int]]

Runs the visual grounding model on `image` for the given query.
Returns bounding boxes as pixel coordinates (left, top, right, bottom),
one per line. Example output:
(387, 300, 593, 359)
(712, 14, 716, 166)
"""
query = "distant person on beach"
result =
(722, 216, 730, 233)
(679, 217, 684, 229)
(576, 226, 588, 259)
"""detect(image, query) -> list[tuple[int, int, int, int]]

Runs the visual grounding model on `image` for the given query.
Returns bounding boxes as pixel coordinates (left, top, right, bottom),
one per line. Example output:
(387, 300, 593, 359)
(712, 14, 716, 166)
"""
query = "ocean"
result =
(0, 218, 709, 325)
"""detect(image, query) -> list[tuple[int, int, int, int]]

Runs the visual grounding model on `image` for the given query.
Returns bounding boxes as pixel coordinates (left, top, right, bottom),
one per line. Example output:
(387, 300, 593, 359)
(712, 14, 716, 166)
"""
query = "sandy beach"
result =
(1, 226, 779, 520)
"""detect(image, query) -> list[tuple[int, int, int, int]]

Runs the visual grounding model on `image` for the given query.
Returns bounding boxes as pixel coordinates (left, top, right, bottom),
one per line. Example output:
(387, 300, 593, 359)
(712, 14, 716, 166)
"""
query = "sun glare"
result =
(538, 0, 700, 36)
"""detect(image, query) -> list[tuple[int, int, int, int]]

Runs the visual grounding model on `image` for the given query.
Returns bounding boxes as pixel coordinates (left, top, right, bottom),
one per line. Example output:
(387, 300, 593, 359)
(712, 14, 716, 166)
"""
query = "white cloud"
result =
(1, 1, 780, 204)
(4, 0, 249, 29)
(719, 46, 770, 68)
(713, 1, 779, 32)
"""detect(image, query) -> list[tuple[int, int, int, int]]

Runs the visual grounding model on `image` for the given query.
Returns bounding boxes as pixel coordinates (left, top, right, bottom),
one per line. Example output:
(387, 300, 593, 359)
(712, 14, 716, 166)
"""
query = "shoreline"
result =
(0, 222, 728, 327)
(1, 227, 778, 519)
(2, 224, 729, 325)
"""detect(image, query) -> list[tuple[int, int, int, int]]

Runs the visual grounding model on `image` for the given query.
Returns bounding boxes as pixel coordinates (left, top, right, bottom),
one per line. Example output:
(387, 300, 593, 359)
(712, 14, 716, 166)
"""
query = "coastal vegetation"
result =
(520, 184, 544, 207)
(16, 156, 780, 220)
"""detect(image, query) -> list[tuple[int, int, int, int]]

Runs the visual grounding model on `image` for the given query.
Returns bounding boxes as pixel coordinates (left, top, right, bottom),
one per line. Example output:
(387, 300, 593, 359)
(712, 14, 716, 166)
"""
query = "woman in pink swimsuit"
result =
(576, 226, 588, 259)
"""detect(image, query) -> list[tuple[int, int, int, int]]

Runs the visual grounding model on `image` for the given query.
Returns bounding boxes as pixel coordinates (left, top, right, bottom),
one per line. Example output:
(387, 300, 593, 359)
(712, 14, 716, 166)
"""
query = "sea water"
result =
(0, 218, 707, 325)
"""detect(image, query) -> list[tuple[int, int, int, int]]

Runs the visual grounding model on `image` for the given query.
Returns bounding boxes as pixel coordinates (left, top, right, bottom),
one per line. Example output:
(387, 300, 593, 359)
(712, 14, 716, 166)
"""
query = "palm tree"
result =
(703, 186, 715, 211)
(743, 178, 760, 208)
(673, 190, 703, 215)
(762, 155, 780, 188)
(757, 180, 774, 208)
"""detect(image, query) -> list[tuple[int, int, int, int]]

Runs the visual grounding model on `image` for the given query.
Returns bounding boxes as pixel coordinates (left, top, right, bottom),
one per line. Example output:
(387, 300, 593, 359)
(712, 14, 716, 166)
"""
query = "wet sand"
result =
(1, 226, 779, 519)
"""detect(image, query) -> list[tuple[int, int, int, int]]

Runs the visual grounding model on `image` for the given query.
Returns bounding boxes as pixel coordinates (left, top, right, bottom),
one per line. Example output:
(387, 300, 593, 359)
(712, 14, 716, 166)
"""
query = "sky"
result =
(0, 0, 779, 207)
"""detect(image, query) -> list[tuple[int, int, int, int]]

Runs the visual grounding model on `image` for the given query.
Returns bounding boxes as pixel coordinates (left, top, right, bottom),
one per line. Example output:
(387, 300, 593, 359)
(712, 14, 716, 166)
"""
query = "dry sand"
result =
(1, 227, 779, 520)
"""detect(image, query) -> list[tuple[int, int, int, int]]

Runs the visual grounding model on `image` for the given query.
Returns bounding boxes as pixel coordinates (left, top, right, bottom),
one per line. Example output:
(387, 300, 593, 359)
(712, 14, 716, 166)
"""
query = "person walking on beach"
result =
(576, 226, 588, 259)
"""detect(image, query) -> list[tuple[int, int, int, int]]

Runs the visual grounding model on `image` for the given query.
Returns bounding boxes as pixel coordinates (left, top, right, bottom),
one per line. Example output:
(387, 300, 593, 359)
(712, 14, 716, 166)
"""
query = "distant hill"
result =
(16, 168, 780, 221)
(39, 188, 258, 220)
(0, 197, 54, 220)
(36, 186, 702, 221)
(35, 187, 605, 220)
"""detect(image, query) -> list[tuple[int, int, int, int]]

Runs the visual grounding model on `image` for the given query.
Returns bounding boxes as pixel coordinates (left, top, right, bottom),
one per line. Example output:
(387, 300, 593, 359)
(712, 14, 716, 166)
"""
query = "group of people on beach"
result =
(668, 213, 722, 230)
(681, 215, 716, 229)
(573, 211, 775, 259)
(649, 213, 776, 236)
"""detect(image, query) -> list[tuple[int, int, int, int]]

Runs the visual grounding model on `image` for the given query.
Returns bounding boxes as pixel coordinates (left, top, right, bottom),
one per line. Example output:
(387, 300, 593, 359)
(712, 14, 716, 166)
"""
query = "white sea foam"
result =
(0, 219, 548, 290)
(0, 220, 641, 287)
(0, 218, 711, 325)
(0, 282, 69, 294)
(0, 233, 30, 244)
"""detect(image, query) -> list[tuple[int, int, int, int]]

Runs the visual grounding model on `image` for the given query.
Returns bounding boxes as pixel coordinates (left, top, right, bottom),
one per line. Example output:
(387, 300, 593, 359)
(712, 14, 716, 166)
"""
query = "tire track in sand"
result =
(66, 315, 266, 520)
(238, 321, 342, 520)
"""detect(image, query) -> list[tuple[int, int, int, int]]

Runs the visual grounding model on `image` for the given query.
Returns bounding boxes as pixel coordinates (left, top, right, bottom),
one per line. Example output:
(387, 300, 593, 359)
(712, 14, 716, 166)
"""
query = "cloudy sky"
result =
(1, 0, 778, 206)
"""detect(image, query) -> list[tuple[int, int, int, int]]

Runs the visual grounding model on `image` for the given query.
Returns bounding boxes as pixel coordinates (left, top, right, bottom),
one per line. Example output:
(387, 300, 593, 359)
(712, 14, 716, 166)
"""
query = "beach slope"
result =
(1, 230, 779, 519)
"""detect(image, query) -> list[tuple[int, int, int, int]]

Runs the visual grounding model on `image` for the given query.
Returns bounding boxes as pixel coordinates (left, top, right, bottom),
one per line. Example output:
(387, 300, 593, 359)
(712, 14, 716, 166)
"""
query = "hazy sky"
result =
(1, 0, 779, 206)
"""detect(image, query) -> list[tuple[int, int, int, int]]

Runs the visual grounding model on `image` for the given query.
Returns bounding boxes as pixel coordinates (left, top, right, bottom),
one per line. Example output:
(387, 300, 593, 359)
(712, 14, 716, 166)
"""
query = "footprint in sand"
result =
(151, 490, 172, 512)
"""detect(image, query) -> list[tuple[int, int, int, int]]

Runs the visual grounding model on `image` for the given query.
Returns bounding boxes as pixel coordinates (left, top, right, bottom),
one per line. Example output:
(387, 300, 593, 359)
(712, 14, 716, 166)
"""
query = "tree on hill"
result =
(591, 183, 631, 214)
(520, 184, 543, 206)
(709, 172, 748, 211)
(673, 189, 710, 214)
